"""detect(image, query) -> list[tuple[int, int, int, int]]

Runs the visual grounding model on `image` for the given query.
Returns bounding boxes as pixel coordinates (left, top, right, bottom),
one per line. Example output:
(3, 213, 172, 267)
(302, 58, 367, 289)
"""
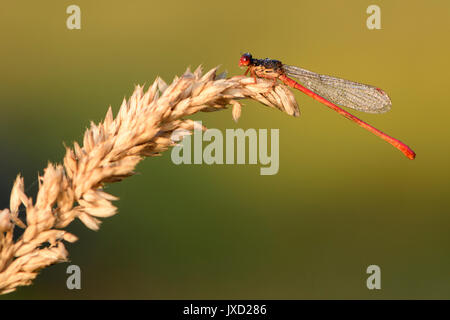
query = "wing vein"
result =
(282, 65, 391, 113)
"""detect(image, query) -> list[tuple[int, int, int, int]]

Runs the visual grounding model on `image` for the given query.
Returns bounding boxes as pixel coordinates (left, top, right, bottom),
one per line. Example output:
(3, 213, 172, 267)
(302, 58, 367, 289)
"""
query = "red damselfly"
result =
(238, 53, 416, 160)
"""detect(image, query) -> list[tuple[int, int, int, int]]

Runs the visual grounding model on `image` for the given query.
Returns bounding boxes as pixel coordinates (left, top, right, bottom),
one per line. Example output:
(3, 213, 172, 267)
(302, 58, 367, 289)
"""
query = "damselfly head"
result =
(239, 53, 252, 67)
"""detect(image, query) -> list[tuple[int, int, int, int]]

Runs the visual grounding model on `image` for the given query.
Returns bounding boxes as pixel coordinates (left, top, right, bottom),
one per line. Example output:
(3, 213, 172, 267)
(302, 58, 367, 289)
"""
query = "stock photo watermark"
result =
(366, 265, 381, 290)
(366, 4, 382, 30)
(66, 5, 81, 30)
(170, 121, 280, 175)
(66, 265, 81, 290)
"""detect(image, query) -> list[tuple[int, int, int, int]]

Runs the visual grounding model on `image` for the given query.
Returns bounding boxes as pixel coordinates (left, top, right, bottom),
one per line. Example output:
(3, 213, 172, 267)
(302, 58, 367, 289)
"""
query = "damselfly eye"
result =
(239, 53, 252, 66)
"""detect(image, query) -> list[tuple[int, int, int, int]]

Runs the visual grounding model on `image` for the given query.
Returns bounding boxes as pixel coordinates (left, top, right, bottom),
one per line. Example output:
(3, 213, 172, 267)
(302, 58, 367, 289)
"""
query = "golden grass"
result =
(0, 66, 299, 294)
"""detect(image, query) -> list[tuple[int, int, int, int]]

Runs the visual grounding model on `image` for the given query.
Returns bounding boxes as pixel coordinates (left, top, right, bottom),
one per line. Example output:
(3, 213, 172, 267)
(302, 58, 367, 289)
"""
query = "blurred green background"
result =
(1, 0, 449, 299)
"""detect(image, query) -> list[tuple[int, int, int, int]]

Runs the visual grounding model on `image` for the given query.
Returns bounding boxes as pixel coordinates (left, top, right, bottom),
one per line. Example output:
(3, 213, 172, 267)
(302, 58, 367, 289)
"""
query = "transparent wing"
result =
(282, 64, 391, 113)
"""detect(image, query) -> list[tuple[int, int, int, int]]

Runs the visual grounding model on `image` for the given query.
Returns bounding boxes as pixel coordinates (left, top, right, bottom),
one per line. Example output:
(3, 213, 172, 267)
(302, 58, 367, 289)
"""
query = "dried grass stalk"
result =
(0, 66, 299, 294)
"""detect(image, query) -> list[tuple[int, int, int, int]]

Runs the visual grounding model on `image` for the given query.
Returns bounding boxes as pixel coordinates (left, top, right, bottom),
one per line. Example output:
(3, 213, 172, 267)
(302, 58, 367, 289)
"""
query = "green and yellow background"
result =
(1, 1, 449, 299)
